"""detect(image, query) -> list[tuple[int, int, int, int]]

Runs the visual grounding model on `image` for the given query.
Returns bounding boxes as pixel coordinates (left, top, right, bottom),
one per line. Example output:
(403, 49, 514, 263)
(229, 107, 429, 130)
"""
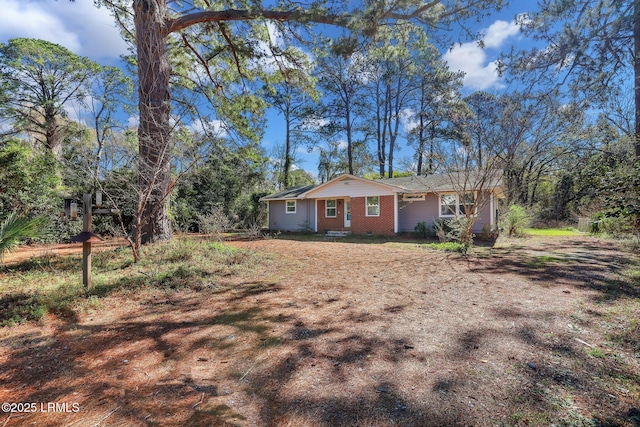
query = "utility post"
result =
(70, 192, 117, 290)
(82, 193, 93, 289)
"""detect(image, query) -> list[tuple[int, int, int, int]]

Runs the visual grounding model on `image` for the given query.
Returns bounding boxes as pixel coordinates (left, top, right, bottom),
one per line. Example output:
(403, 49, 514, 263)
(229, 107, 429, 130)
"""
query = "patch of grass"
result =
(624, 266, 640, 282)
(530, 254, 567, 265)
(0, 237, 263, 326)
(524, 228, 582, 237)
(200, 404, 247, 421)
(423, 242, 467, 253)
(602, 299, 640, 357)
(588, 347, 606, 359)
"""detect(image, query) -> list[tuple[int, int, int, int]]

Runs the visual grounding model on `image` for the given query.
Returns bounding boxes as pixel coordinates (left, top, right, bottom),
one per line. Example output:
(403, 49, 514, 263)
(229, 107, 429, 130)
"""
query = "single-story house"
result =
(260, 172, 503, 236)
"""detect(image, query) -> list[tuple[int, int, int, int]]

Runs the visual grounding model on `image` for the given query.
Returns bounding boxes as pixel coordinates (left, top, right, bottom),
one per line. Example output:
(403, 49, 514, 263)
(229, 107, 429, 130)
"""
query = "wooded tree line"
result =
(0, 0, 639, 259)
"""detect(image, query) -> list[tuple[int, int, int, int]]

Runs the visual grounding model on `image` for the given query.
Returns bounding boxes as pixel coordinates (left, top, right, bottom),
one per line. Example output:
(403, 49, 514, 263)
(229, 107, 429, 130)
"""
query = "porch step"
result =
(324, 230, 352, 238)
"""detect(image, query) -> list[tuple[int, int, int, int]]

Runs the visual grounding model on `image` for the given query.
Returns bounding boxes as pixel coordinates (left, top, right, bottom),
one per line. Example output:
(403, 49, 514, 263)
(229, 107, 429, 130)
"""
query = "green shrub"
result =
(432, 218, 448, 243)
(1, 212, 45, 265)
(501, 205, 528, 237)
(414, 221, 431, 238)
(424, 242, 468, 253)
(431, 217, 475, 252)
(590, 212, 636, 238)
(477, 224, 498, 241)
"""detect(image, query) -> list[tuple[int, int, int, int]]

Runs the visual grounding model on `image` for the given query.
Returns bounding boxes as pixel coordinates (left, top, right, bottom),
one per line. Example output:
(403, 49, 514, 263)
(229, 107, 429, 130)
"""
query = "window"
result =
(286, 200, 296, 214)
(366, 196, 380, 216)
(326, 199, 337, 217)
(459, 193, 475, 215)
(440, 194, 457, 217)
(440, 193, 476, 217)
(402, 194, 425, 201)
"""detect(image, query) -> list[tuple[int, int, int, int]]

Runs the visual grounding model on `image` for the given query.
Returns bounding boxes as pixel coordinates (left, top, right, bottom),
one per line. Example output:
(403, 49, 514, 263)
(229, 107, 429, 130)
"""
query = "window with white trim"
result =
(402, 194, 425, 201)
(440, 194, 457, 217)
(459, 193, 475, 215)
(440, 193, 476, 217)
(366, 196, 380, 216)
(326, 199, 337, 217)
(286, 200, 296, 214)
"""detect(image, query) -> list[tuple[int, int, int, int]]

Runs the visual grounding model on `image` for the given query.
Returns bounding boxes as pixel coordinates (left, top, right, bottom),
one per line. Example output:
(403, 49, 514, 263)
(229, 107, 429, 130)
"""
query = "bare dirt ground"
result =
(2, 239, 128, 265)
(0, 235, 639, 426)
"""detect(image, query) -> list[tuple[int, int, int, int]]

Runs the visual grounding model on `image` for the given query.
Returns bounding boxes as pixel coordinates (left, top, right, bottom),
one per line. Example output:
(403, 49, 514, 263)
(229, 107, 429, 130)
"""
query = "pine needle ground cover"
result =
(0, 235, 638, 426)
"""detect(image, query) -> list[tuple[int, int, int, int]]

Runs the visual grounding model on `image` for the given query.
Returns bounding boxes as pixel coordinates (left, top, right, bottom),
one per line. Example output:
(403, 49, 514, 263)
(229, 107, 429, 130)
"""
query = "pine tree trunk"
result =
(376, 83, 385, 178)
(416, 115, 424, 175)
(345, 96, 354, 175)
(284, 108, 291, 188)
(634, 0, 640, 158)
(134, 0, 173, 244)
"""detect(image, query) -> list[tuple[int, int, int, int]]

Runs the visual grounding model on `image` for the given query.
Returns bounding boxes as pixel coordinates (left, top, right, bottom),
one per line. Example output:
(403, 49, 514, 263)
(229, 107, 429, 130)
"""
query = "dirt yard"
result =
(0, 235, 639, 426)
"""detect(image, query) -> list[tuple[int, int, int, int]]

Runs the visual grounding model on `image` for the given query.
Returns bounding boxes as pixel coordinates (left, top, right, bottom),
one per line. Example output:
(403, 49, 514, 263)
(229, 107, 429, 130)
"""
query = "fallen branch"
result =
(239, 365, 254, 381)
(94, 406, 120, 427)
(192, 392, 205, 409)
(574, 338, 596, 348)
(2, 412, 11, 427)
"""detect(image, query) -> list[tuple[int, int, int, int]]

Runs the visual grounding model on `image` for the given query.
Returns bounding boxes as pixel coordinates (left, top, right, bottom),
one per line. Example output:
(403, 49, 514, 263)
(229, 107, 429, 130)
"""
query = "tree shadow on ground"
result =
(485, 301, 640, 427)
(252, 232, 498, 248)
(0, 290, 287, 425)
(1, 236, 638, 426)
(476, 238, 640, 303)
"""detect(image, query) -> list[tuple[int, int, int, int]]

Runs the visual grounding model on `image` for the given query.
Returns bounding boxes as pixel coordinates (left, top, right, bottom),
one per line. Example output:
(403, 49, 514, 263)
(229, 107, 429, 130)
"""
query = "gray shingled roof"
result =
(378, 171, 503, 193)
(261, 171, 503, 200)
(260, 184, 317, 200)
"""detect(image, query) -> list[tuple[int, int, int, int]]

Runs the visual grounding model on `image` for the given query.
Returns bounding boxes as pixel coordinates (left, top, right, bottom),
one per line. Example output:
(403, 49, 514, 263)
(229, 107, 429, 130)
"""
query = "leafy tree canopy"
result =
(504, 0, 640, 157)
(0, 38, 100, 154)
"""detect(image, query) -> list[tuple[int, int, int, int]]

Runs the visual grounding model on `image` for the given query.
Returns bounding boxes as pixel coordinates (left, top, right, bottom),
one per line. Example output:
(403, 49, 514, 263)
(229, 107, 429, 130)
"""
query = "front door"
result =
(344, 200, 351, 227)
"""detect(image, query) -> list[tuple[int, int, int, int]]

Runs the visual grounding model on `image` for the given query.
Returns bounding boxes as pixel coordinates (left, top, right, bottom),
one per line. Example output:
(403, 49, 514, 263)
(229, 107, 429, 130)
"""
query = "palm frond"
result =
(0, 212, 45, 265)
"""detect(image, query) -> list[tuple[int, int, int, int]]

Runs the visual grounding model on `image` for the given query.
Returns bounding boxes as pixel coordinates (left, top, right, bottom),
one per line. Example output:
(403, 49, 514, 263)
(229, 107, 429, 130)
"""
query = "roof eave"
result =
(260, 196, 307, 202)
(302, 173, 405, 198)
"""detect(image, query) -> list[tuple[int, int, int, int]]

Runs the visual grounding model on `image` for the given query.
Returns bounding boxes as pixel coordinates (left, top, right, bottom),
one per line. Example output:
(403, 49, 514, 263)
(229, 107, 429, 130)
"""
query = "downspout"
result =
(490, 193, 495, 230)
(394, 193, 399, 234)
(266, 200, 270, 229)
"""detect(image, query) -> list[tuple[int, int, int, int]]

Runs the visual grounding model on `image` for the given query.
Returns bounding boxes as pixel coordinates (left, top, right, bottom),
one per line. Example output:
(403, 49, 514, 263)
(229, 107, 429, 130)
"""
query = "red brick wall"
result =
(316, 199, 345, 233)
(350, 195, 395, 236)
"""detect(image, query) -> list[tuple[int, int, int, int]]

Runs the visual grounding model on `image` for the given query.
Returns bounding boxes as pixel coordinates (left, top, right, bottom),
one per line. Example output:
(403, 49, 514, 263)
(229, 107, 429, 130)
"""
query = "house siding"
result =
(317, 199, 346, 233)
(474, 193, 493, 231)
(397, 191, 496, 234)
(266, 180, 499, 236)
(350, 195, 395, 235)
(268, 200, 315, 232)
(398, 194, 440, 232)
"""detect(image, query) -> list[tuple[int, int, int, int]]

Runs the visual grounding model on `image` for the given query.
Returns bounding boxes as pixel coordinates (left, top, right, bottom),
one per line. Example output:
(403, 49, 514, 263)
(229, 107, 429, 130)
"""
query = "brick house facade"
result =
(316, 199, 346, 233)
(349, 196, 395, 235)
(261, 173, 503, 235)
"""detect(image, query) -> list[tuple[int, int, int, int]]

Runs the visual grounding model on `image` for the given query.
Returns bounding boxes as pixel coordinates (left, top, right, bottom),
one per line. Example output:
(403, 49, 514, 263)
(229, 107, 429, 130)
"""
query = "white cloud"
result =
(64, 102, 83, 125)
(443, 44, 500, 90)
(400, 108, 418, 133)
(301, 117, 329, 131)
(252, 22, 287, 73)
(251, 22, 313, 74)
(187, 119, 228, 138)
(0, 0, 129, 62)
(482, 20, 520, 49)
(442, 19, 519, 90)
(0, 117, 14, 134)
(126, 115, 139, 129)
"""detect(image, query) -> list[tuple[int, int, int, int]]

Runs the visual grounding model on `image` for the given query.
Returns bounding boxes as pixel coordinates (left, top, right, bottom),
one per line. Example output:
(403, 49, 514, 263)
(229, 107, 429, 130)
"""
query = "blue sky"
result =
(0, 0, 531, 177)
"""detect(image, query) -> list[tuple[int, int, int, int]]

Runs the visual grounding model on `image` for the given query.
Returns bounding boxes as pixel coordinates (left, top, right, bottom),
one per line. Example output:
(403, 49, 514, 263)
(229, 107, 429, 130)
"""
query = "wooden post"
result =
(82, 193, 92, 289)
